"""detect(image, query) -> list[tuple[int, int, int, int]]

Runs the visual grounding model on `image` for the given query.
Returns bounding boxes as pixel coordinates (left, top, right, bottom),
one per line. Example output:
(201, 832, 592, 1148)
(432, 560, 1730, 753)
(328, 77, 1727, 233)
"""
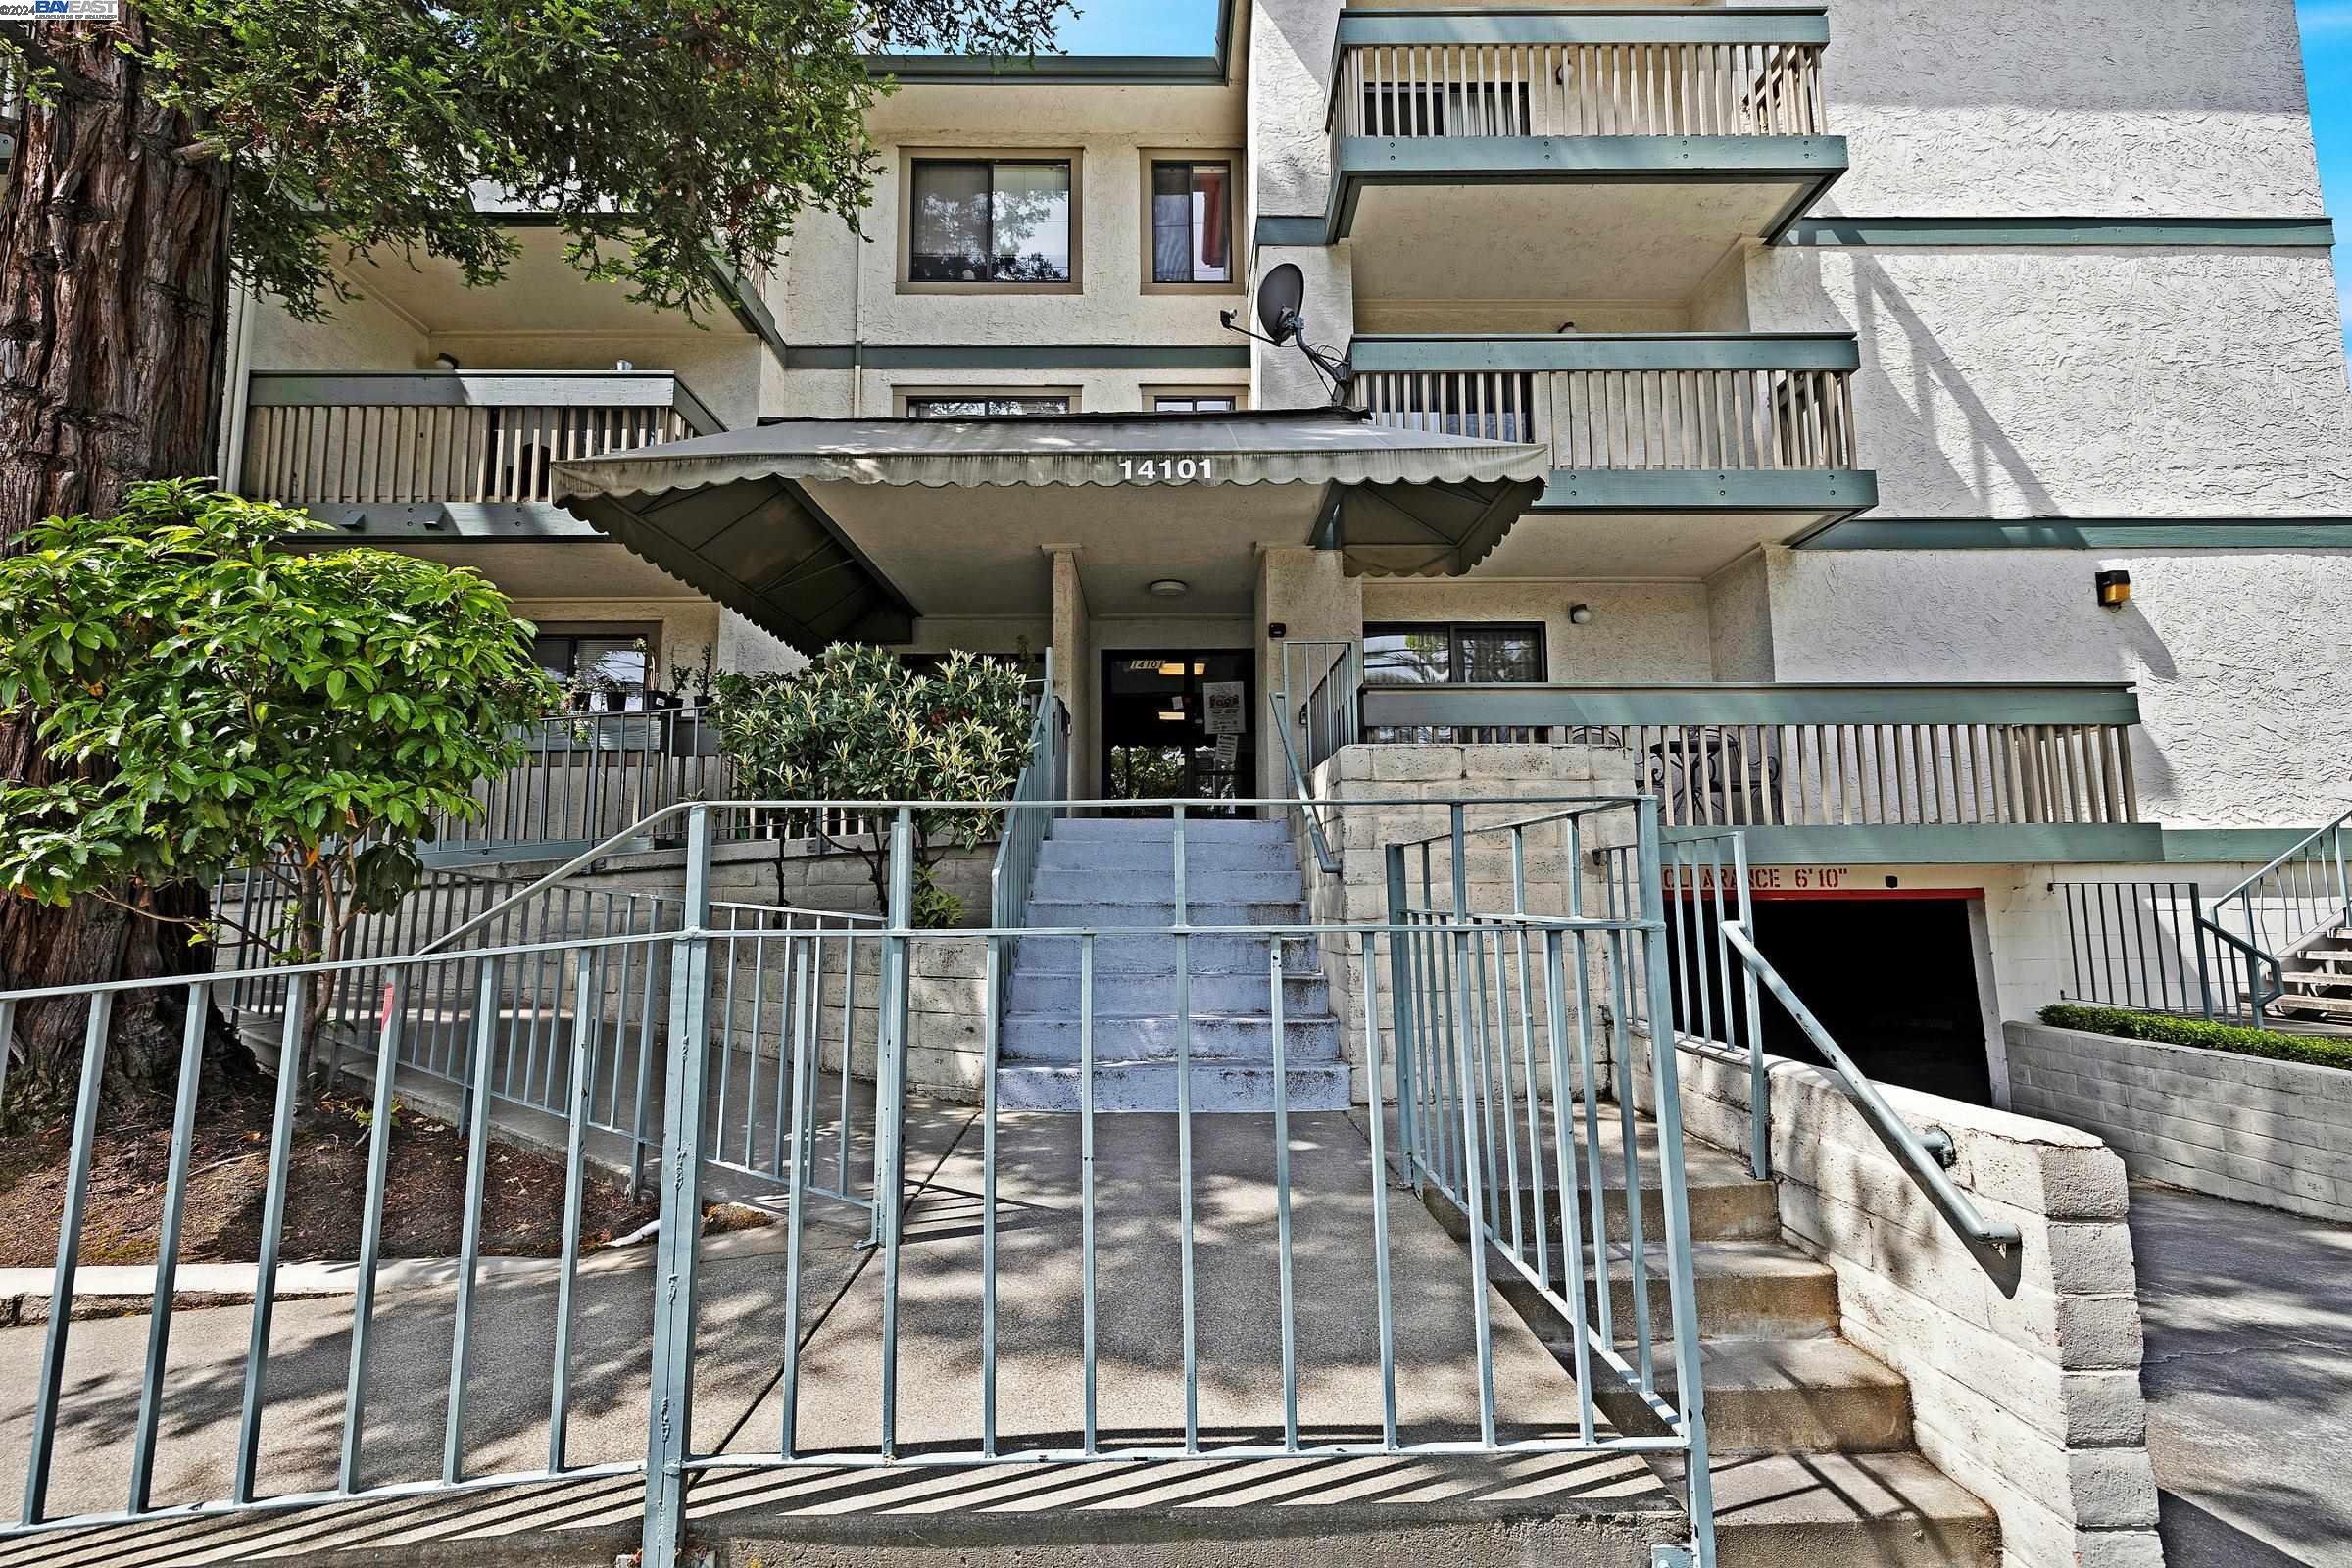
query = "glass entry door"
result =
(1100, 651, 1255, 816)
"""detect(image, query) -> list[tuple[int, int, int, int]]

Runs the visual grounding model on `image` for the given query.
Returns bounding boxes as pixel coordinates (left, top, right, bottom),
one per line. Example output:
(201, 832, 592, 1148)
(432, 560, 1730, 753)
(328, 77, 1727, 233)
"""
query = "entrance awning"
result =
(550, 409, 1548, 648)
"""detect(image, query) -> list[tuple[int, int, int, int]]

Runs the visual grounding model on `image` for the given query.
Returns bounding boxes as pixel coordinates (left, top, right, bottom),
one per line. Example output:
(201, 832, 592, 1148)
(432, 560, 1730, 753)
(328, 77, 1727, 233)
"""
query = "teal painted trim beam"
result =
(1256, 216, 1325, 249)
(1535, 467, 1875, 514)
(1336, 8, 1831, 48)
(1350, 332, 1860, 373)
(782, 344, 1250, 370)
(1800, 518, 2352, 550)
(868, 53, 1223, 83)
(2161, 829, 2328, 864)
(1672, 823, 2165, 866)
(1359, 680, 2142, 726)
(1786, 217, 2336, 248)
(1328, 136, 1846, 241)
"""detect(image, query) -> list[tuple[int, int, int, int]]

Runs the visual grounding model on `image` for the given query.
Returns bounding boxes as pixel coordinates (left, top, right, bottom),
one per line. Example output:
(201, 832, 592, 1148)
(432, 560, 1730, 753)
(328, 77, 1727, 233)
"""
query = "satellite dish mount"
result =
(1220, 263, 1352, 405)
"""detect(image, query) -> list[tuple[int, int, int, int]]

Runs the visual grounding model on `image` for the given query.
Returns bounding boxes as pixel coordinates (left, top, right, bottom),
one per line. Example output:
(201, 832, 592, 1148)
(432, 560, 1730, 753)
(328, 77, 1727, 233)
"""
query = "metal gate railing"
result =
(0, 794, 1720, 1568)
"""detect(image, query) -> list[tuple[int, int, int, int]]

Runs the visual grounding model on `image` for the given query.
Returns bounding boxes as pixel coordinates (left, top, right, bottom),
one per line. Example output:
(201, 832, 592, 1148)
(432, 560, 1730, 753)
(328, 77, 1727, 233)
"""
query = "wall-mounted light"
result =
(1567, 602, 1593, 625)
(2094, 569, 2132, 609)
(1148, 578, 1189, 598)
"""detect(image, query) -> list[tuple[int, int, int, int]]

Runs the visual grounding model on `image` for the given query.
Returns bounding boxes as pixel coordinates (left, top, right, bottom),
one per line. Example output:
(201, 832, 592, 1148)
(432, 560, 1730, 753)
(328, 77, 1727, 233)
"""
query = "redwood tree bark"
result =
(0, 15, 247, 1110)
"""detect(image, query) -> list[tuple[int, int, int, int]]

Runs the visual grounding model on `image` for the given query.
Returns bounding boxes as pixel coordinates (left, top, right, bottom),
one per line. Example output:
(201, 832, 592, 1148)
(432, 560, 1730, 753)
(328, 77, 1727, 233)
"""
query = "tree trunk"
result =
(0, 15, 248, 1113)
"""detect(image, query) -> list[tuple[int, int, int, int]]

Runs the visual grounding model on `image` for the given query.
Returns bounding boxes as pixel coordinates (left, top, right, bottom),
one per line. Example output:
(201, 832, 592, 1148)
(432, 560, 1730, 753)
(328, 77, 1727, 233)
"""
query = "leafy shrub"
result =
(0, 481, 562, 1036)
(712, 645, 1036, 925)
(2038, 1003, 2352, 1073)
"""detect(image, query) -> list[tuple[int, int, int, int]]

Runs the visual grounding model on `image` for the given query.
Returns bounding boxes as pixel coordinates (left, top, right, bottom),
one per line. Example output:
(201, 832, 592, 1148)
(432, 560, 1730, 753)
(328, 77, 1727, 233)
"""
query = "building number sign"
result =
(1118, 457, 1215, 482)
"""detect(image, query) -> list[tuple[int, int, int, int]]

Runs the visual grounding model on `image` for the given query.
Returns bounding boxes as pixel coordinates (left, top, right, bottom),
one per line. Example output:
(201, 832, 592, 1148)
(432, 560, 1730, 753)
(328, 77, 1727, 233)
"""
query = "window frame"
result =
(1138, 149, 1243, 296)
(894, 385, 1082, 417)
(1142, 383, 1248, 414)
(1362, 621, 1548, 685)
(528, 624, 662, 709)
(898, 147, 1084, 295)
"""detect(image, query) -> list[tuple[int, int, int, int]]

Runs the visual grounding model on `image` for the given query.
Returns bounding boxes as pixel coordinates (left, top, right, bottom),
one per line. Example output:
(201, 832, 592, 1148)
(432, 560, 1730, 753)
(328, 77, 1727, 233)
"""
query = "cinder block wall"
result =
(2007, 1020, 2352, 1222)
(1638, 1033, 2163, 1568)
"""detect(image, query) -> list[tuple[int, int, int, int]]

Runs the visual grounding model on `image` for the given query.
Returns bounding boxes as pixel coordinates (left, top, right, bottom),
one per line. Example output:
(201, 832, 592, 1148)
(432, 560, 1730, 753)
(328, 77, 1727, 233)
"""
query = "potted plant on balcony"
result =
(638, 638, 683, 711)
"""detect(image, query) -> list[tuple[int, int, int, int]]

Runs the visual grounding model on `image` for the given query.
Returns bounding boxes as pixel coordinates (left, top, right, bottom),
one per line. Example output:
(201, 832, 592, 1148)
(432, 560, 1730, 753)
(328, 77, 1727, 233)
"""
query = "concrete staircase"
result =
(2275, 929, 2352, 1022)
(1454, 1128, 2000, 1566)
(997, 816, 1352, 1112)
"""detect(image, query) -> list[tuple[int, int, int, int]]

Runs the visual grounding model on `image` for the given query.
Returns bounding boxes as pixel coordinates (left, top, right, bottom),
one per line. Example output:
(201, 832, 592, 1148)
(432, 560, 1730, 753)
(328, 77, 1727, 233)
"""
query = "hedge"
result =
(2038, 1003, 2352, 1073)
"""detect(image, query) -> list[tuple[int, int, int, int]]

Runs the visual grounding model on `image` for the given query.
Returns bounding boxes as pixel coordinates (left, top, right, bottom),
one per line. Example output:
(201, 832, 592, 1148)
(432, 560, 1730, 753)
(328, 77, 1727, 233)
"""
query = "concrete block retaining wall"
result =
(2006, 1019, 2352, 1222)
(1636, 1032, 2163, 1568)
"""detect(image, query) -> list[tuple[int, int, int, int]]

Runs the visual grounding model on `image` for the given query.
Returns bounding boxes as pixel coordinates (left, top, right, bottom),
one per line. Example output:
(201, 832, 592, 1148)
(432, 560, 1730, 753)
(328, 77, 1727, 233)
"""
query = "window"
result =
(906, 157, 1074, 284)
(531, 632, 651, 708)
(1152, 393, 1239, 414)
(1149, 159, 1233, 285)
(1364, 621, 1545, 743)
(902, 393, 1072, 417)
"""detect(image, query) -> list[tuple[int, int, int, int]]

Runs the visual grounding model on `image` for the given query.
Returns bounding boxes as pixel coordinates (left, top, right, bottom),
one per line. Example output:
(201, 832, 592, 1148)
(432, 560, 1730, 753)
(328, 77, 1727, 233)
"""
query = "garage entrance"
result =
(1673, 889, 1995, 1105)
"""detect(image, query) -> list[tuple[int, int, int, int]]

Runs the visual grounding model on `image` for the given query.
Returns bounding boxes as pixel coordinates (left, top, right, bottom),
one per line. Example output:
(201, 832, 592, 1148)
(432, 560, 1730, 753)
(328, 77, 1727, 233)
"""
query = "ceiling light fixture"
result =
(1148, 578, 1189, 598)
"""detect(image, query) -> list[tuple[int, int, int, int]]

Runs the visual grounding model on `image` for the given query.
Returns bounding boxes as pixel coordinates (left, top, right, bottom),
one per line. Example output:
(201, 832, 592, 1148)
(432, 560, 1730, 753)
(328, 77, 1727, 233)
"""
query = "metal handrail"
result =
(2195, 807, 2352, 1022)
(988, 650, 1064, 997)
(1267, 689, 1341, 875)
(1718, 920, 2022, 1259)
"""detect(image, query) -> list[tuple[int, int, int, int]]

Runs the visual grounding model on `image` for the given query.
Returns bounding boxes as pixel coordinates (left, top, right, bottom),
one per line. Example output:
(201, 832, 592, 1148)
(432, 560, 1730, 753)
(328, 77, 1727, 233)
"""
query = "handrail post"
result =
(1634, 798, 1717, 1567)
(641, 802, 714, 1566)
(1385, 843, 1421, 1182)
(875, 807, 916, 1454)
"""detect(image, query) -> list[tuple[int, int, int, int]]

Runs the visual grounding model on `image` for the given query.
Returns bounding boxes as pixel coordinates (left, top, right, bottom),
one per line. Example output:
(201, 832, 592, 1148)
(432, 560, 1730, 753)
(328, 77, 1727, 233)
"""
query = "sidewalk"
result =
(2130, 1183, 2352, 1566)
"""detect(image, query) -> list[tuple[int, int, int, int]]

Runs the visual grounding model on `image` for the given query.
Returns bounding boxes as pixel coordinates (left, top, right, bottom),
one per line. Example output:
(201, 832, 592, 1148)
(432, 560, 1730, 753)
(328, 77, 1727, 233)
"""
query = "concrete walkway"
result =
(2130, 1183, 2352, 1566)
(0, 1104, 1676, 1564)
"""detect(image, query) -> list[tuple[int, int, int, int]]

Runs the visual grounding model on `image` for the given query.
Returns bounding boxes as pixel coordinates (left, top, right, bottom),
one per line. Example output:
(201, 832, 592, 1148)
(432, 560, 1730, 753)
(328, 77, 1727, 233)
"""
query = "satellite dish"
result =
(1256, 263, 1306, 345)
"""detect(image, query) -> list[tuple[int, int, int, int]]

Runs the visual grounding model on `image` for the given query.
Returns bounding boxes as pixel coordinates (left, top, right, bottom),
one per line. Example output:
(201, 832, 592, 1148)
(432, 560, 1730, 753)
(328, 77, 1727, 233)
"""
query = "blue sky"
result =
(2300, 2, 2352, 359)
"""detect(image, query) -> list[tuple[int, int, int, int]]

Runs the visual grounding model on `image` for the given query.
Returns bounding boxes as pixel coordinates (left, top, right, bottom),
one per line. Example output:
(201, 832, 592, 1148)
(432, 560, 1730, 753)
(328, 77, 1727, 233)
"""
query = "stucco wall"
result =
(1744, 245, 2352, 517)
(1760, 546, 2352, 826)
(1819, 0, 2322, 218)
(1359, 577, 1714, 683)
(1702, 552, 1776, 680)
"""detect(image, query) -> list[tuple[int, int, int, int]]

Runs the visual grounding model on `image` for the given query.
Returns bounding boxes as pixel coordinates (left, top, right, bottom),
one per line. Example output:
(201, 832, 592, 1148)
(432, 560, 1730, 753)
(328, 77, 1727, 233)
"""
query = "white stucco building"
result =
(218, 0, 2352, 1106)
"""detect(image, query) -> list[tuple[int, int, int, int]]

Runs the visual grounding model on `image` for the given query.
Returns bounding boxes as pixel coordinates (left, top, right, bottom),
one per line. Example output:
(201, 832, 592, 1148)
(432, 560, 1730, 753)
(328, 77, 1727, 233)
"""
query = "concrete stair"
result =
(2276, 931, 2352, 1020)
(1447, 1125, 2000, 1565)
(998, 817, 1350, 1113)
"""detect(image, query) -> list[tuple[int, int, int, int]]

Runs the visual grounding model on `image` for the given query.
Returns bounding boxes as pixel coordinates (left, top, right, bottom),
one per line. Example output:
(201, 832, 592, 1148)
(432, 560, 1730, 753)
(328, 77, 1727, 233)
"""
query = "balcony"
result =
(238, 370, 724, 540)
(1323, 7, 1845, 304)
(1331, 679, 2157, 862)
(1349, 333, 1875, 573)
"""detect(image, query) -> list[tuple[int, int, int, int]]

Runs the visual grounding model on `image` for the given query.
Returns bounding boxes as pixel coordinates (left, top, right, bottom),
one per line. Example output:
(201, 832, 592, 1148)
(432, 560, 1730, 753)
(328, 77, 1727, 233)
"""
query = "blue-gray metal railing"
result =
(1268, 640, 1357, 877)
(2195, 808, 2352, 1024)
(214, 856, 876, 1199)
(2054, 879, 2222, 1017)
(6, 793, 1722, 1568)
(1383, 796, 1716, 1565)
(988, 647, 1065, 1002)
(1714, 920, 2021, 1263)
(428, 706, 733, 861)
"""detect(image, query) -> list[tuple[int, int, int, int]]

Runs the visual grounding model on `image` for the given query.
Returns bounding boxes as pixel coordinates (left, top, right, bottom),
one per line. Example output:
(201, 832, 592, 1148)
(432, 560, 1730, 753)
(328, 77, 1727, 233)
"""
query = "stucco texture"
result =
(1818, 0, 2322, 217)
(1746, 245, 2352, 516)
(1763, 547, 2352, 827)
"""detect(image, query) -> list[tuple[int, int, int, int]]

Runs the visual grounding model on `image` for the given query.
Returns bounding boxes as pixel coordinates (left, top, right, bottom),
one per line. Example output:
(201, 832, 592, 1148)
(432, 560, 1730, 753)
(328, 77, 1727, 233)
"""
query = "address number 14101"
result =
(1118, 457, 1214, 482)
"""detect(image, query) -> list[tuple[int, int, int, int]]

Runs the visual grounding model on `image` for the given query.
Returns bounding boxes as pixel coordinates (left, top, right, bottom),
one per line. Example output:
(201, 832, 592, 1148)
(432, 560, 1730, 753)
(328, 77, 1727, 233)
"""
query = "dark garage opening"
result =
(1669, 894, 1993, 1105)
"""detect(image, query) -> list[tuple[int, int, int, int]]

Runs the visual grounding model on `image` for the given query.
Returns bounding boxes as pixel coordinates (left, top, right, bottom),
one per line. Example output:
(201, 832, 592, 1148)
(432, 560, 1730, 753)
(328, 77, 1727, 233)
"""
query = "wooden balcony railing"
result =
(239, 370, 723, 510)
(1328, 9, 1831, 141)
(1351, 334, 1861, 473)
(1354, 681, 2144, 830)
